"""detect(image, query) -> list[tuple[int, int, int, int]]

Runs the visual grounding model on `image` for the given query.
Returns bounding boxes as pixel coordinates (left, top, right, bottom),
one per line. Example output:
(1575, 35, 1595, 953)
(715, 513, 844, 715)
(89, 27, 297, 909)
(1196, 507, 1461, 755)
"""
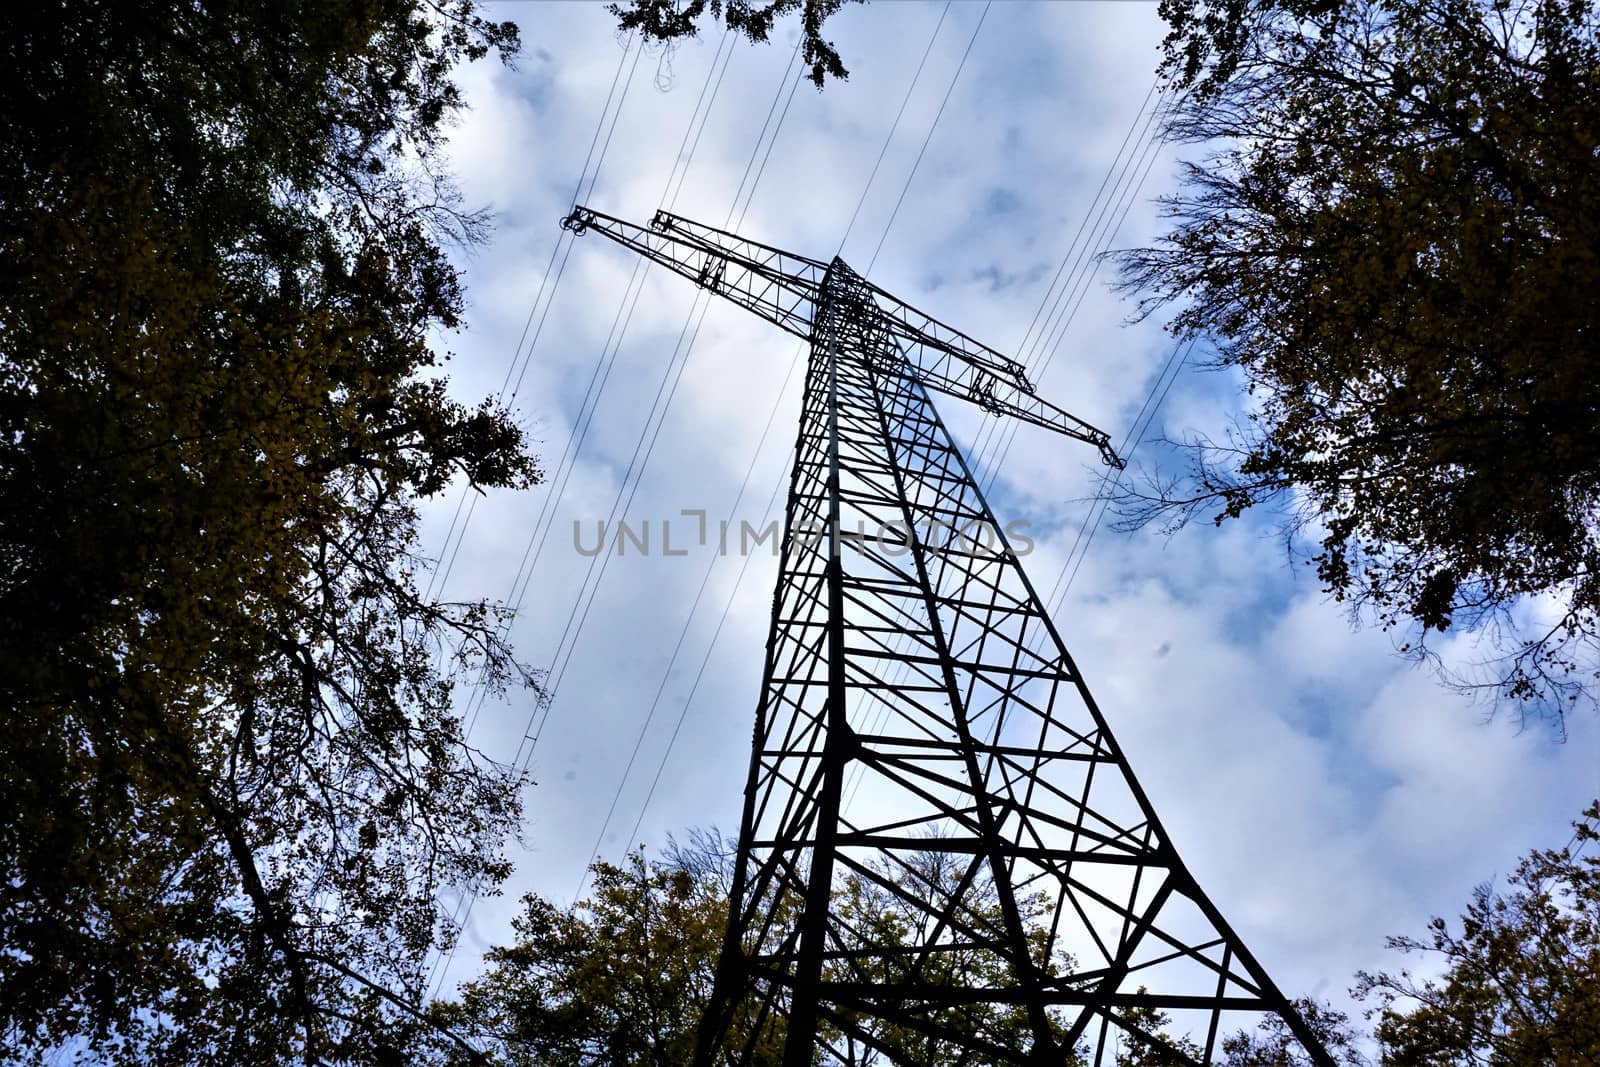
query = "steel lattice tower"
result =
(560, 206, 1333, 1067)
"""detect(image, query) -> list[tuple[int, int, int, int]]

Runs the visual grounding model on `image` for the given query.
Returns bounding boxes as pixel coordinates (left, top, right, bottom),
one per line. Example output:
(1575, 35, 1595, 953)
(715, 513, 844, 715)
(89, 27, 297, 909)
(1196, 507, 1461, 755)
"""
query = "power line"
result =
(615, 2, 993, 860)
(431, 39, 810, 995)
(425, 34, 645, 608)
(456, 31, 740, 742)
(1015, 80, 1160, 367)
(973, 87, 1172, 495)
(1042, 336, 1193, 622)
(867, 1, 990, 274)
(963, 77, 1163, 477)
(836, 1, 951, 258)
(518, 37, 806, 772)
(574, 5, 963, 896)
(427, 30, 741, 998)
(618, 436, 792, 861)
(571, 346, 803, 901)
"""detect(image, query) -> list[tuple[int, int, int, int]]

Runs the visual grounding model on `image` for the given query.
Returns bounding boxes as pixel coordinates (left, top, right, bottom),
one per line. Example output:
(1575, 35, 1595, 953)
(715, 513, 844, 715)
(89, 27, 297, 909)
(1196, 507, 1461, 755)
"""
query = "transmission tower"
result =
(560, 206, 1333, 1067)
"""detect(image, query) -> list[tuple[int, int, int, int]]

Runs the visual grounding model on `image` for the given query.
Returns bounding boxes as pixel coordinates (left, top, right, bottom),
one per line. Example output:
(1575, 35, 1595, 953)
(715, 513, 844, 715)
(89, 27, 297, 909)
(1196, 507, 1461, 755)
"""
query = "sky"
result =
(418, 0, 1600, 1031)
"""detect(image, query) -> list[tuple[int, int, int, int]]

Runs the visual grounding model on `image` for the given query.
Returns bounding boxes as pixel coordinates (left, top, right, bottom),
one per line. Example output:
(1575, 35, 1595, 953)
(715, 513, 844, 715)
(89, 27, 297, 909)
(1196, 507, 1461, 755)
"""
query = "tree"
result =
(1153, 0, 1344, 100)
(0, 2, 537, 1062)
(1354, 801, 1600, 1065)
(1217, 1000, 1368, 1067)
(447, 832, 1077, 1065)
(1111, 0, 1600, 717)
(608, 0, 864, 87)
(443, 835, 776, 1066)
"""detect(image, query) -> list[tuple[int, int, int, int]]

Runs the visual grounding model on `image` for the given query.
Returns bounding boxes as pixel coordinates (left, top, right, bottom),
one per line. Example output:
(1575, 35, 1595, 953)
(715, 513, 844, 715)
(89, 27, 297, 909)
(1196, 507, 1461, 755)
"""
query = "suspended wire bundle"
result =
(428, 27, 809, 997)
(583, 1, 999, 896)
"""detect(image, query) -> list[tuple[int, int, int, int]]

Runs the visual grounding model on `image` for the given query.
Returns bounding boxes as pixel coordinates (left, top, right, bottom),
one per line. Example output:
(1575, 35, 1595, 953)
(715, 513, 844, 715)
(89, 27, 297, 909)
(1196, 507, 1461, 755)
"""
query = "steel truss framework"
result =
(561, 206, 1332, 1067)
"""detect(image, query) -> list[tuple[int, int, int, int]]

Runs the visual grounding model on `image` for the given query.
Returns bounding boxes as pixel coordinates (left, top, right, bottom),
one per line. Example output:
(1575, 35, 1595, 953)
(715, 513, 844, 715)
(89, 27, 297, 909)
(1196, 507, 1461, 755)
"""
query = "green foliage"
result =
(449, 835, 1076, 1065)
(0, 2, 535, 1062)
(1114, 995, 1365, 1067)
(1219, 1000, 1368, 1067)
(1115, 0, 1600, 716)
(1154, 0, 1344, 97)
(608, 0, 864, 87)
(1116, 1000, 1205, 1067)
(1355, 801, 1600, 1065)
(445, 836, 782, 1065)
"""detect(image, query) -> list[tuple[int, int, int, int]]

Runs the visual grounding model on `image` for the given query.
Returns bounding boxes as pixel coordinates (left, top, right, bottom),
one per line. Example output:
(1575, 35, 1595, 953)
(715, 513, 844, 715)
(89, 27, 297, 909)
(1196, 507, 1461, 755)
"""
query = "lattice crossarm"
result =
(820, 258, 1123, 468)
(561, 204, 826, 340)
(649, 209, 831, 279)
(858, 275, 1034, 391)
(869, 343, 1125, 469)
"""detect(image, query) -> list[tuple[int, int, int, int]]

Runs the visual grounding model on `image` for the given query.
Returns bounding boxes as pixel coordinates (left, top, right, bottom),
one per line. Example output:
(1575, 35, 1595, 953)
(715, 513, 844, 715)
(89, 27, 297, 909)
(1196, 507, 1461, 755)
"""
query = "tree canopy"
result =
(0, 2, 537, 1062)
(608, 0, 864, 86)
(1112, 0, 1600, 717)
(442, 835, 768, 1065)
(1357, 801, 1600, 1065)
(445, 832, 1073, 1065)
